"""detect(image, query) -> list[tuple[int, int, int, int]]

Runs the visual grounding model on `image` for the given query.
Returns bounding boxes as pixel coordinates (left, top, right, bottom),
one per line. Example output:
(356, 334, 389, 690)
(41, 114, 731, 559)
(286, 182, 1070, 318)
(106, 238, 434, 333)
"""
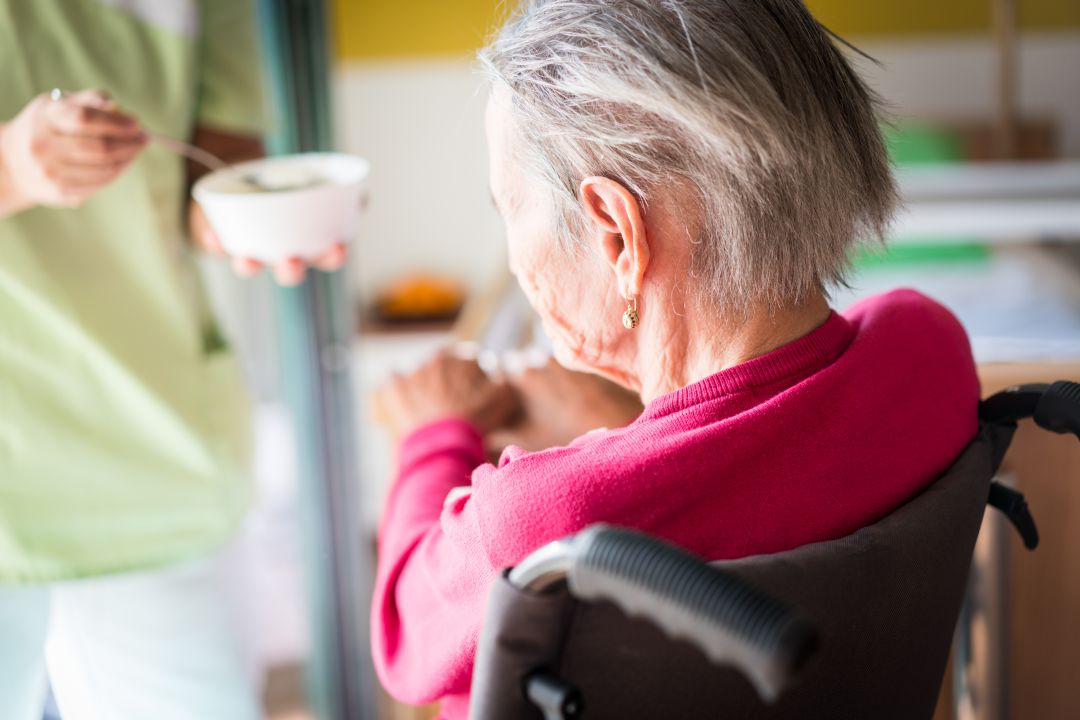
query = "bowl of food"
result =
(192, 153, 370, 263)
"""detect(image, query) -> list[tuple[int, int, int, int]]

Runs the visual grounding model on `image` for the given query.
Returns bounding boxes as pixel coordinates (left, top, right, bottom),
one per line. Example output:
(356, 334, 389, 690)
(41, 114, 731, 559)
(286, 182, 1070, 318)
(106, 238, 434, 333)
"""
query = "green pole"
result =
(256, 1, 375, 717)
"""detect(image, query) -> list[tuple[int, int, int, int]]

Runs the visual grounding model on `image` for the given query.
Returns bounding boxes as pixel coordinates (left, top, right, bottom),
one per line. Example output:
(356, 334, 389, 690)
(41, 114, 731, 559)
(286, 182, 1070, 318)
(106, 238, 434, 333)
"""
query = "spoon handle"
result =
(145, 132, 229, 172)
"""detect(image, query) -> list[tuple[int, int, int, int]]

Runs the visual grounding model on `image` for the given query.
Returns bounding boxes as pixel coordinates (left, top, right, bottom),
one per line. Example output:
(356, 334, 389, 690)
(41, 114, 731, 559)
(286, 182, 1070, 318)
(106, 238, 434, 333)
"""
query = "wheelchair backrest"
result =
(473, 428, 996, 720)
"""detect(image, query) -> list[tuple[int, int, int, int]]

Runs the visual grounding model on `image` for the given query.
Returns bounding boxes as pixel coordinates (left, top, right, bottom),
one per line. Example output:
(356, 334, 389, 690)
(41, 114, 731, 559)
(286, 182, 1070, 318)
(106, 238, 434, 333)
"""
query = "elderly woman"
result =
(372, 0, 979, 715)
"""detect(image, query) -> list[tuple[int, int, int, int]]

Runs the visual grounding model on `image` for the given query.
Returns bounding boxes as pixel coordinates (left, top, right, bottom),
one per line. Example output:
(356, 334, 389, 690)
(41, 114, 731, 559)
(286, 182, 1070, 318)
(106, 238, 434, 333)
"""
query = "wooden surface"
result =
(378, 690, 438, 720)
(1003, 407, 1080, 717)
(931, 362, 1080, 720)
(978, 362, 1080, 397)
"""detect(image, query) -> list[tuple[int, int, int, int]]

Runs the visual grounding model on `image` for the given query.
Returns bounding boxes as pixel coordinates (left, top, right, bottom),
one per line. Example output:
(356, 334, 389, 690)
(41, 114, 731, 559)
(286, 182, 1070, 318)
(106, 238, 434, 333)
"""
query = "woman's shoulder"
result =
(843, 289, 967, 341)
(841, 288, 973, 368)
(836, 287, 980, 419)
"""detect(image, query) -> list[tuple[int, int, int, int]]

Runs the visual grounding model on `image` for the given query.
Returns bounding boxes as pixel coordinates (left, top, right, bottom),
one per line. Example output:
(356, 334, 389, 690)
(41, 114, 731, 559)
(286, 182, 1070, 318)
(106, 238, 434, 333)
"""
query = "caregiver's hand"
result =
(486, 357, 644, 454)
(0, 89, 146, 216)
(188, 200, 347, 286)
(374, 349, 520, 441)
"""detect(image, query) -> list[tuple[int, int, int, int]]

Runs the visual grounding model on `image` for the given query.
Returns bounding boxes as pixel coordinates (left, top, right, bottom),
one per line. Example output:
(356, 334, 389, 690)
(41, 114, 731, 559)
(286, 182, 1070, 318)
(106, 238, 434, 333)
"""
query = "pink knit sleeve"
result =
(372, 416, 601, 706)
(371, 417, 501, 704)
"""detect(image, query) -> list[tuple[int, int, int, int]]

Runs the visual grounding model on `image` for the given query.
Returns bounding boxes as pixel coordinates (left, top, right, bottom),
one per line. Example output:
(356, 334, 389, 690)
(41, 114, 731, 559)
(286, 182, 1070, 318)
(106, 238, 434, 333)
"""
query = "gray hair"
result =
(479, 0, 898, 312)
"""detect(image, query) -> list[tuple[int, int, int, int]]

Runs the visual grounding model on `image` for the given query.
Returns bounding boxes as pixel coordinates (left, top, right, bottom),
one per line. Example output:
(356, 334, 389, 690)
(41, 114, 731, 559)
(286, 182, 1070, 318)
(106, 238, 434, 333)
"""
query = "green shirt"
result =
(0, 0, 264, 582)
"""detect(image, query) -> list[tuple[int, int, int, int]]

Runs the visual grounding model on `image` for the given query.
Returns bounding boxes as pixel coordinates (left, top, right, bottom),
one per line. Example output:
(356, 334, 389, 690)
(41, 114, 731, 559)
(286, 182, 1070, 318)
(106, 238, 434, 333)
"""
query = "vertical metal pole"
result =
(256, 1, 376, 718)
(953, 478, 1012, 720)
(992, 0, 1019, 159)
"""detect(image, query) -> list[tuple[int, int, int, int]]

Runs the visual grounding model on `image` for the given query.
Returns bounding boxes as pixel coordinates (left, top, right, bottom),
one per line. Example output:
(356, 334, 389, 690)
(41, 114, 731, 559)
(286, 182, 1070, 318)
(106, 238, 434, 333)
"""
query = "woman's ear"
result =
(579, 176, 650, 298)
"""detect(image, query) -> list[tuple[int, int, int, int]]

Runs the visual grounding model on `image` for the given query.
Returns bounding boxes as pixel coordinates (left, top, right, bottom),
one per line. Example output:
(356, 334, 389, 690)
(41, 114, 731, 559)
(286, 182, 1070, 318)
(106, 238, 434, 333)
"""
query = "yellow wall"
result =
(808, 0, 1080, 35)
(332, 0, 509, 61)
(332, 0, 1080, 61)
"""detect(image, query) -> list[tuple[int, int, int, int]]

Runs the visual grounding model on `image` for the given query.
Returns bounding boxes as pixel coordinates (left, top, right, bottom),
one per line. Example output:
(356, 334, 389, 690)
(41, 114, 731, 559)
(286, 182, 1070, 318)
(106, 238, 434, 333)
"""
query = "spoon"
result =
(141, 132, 285, 191)
(142, 131, 230, 172)
(145, 134, 321, 193)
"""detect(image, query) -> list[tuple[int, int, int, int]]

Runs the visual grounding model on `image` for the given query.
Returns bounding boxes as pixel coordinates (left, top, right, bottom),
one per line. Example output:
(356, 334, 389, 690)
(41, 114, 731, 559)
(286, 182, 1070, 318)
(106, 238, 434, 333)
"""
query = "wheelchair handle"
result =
(1033, 381, 1080, 439)
(978, 380, 1079, 549)
(510, 525, 818, 703)
(980, 380, 1080, 439)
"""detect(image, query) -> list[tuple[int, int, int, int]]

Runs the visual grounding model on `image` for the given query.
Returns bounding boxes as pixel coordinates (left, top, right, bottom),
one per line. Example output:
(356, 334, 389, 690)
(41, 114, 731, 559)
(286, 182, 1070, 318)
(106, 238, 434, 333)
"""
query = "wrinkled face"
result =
(485, 91, 630, 382)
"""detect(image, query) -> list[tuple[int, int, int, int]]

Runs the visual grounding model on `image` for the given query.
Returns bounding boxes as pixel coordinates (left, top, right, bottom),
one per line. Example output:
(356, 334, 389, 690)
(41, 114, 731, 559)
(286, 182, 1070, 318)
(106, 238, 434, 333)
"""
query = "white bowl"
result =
(192, 153, 370, 263)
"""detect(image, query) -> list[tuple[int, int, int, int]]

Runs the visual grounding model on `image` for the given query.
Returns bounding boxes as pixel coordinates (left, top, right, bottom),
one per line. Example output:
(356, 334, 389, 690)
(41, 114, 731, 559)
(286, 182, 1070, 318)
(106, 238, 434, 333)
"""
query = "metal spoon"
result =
(142, 131, 230, 172)
(140, 132, 282, 191)
(145, 135, 321, 193)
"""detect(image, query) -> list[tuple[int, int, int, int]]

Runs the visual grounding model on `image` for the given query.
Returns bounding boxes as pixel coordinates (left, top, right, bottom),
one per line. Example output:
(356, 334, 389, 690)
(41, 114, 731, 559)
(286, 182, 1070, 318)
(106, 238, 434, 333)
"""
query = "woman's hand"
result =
(374, 349, 520, 441)
(486, 357, 644, 454)
(0, 90, 146, 215)
(188, 200, 347, 286)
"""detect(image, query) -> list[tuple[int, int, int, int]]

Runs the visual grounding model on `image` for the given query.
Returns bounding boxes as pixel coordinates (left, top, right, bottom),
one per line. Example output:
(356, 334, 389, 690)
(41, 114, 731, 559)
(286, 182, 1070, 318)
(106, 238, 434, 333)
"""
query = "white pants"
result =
(0, 548, 259, 720)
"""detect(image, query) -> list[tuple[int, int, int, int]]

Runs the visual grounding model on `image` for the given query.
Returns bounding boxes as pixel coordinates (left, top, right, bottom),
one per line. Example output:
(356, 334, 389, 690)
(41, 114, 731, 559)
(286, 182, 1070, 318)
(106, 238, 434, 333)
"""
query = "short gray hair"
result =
(479, 0, 898, 312)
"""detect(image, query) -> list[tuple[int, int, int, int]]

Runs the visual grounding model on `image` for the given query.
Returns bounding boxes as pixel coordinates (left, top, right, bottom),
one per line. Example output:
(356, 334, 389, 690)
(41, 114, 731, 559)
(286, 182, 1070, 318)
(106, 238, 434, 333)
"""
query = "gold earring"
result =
(622, 296, 639, 329)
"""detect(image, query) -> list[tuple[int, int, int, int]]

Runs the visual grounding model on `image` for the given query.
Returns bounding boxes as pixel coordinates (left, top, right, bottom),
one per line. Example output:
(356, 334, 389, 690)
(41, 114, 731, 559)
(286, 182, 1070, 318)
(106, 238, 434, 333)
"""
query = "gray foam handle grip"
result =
(566, 525, 817, 703)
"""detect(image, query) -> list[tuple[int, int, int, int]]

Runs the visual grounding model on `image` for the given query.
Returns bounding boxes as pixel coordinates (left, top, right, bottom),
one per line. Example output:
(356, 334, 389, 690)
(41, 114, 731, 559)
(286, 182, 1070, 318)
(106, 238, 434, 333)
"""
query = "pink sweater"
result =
(372, 289, 980, 718)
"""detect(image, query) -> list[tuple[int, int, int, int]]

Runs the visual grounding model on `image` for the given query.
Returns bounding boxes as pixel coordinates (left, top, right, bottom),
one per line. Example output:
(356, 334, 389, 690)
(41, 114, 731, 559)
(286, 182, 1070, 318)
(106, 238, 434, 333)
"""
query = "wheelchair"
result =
(468, 381, 1080, 720)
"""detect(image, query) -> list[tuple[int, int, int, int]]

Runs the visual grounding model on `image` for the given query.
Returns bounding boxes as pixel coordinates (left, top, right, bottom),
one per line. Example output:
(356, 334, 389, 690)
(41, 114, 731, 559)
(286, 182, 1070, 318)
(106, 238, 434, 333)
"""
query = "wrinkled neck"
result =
(635, 293, 832, 403)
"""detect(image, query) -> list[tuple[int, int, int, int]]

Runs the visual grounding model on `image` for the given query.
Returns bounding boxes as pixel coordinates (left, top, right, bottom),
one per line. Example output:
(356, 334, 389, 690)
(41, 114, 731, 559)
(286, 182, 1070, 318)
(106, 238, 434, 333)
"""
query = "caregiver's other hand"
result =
(188, 200, 347, 286)
(374, 349, 520, 441)
(486, 357, 644, 454)
(0, 89, 145, 214)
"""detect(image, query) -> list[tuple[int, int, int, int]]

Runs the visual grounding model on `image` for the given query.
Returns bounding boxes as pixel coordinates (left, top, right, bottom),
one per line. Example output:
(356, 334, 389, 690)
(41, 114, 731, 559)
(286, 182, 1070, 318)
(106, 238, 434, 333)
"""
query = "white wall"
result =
(332, 60, 505, 304)
(850, 32, 1080, 154)
(332, 32, 1080, 301)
